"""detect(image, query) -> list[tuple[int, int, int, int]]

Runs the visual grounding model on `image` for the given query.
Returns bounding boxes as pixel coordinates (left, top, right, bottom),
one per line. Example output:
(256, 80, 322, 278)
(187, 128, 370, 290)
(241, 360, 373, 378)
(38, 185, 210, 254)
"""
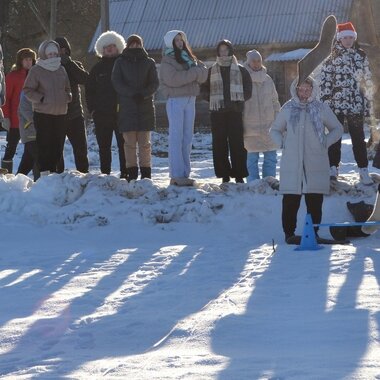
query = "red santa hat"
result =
(336, 22, 357, 40)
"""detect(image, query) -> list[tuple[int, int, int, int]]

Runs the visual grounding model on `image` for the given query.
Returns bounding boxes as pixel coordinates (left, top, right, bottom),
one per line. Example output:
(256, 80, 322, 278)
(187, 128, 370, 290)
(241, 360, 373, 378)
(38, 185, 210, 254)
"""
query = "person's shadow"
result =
(212, 244, 371, 379)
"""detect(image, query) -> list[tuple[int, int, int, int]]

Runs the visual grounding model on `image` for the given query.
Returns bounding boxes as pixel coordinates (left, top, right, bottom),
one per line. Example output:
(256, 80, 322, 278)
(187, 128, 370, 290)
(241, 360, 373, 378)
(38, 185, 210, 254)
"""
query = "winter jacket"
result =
(0, 44, 4, 107)
(159, 55, 208, 98)
(243, 64, 280, 152)
(201, 64, 252, 113)
(23, 64, 71, 115)
(18, 91, 36, 144)
(60, 54, 88, 120)
(85, 56, 119, 117)
(320, 41, 374, 117)
(112, 48, 159, 132)
(270, 79, 343, 195)
(1, 68, 28, 129)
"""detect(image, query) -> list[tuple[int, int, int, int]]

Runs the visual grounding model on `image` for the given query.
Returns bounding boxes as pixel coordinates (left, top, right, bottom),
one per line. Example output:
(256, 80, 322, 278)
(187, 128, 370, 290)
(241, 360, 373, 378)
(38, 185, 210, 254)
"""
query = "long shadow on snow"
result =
(30, 242, 251, 379)
(0, 245, 154, 376)
(212, 245, 370, 380)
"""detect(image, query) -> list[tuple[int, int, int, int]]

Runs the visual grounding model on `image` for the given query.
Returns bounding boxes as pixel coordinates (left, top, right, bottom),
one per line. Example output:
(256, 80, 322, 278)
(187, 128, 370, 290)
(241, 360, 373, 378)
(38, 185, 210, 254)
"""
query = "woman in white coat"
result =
(243, 49, 280, 181)
(270, 77, 343, 244)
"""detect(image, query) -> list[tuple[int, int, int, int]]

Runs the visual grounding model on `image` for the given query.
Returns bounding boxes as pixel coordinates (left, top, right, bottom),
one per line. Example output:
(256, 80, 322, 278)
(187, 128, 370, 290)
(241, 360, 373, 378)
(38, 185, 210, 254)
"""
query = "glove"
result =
(132, 93, 144, 104)
(2, 118, 10, 131)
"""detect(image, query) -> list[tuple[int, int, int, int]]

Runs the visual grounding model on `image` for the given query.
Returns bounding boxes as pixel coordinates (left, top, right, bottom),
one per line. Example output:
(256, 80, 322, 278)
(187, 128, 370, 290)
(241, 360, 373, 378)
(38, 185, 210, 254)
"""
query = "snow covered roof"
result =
(89, 0, 354, 52)
(265, 48, 312, 62)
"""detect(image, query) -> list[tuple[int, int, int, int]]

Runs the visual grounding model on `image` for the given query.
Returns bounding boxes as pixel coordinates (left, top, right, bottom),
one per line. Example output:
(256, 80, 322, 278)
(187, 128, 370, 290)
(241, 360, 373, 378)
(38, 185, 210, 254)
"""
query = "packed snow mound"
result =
(0, 172, 279, 226)
(0, 171, 378, 227)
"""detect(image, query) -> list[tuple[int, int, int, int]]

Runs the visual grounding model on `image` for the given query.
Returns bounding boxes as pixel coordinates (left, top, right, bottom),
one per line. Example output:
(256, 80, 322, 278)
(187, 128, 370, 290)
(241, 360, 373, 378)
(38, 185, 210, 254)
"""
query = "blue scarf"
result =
(164, 48, 196, 69)
(284, 99, 326, 146)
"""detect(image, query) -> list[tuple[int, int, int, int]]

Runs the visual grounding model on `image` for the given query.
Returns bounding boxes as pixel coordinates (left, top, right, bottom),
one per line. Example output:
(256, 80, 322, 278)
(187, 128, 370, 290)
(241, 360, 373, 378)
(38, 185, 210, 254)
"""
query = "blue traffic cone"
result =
(295, 213, 323, 251)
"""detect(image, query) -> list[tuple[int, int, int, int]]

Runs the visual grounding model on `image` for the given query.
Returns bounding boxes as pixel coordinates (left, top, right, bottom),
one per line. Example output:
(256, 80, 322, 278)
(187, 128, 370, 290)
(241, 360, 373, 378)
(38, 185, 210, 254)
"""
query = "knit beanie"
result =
(336, 22, 357, 40)
(45, 42, 59, 56)
(16, 48, 37, 70)
(55, 36, 72, 55)
(163, 30, 187, 48)
(126, 34, 144, 48)
(246, 49, 262, 63)
(216, 39, 234, 56)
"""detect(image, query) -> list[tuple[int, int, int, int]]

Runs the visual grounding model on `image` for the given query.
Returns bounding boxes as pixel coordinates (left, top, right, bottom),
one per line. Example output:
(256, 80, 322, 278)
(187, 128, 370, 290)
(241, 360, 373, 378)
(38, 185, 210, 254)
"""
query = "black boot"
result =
(126, 166, 138, 182)
(140, 167, 151, 179)
(1, 159, 13, 174)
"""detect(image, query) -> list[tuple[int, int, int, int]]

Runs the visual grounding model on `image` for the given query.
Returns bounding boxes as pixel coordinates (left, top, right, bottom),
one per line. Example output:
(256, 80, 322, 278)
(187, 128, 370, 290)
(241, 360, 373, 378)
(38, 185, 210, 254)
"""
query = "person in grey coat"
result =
(111, 34, 159, 181)
(17, 91, 39, 180)
(270, 77, 343, 244)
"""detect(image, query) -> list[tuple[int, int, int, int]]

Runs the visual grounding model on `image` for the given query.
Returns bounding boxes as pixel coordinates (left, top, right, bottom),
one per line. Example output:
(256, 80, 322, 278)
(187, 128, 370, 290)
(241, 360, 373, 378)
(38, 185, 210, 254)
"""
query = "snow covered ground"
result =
(0, 128, 379, 379)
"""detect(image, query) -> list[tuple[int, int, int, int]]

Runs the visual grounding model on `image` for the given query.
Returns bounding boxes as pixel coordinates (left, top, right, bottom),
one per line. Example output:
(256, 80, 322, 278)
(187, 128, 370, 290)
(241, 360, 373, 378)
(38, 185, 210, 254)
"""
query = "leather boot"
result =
(140, 167, 151, 179)
(1, 159, 13, 174)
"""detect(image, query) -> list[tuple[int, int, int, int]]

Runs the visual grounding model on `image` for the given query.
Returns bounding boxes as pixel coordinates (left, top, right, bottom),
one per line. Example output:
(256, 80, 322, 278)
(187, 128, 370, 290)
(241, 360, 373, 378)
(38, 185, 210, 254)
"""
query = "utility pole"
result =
(50, 0, 58, 39)
(100, 0, 110, 32)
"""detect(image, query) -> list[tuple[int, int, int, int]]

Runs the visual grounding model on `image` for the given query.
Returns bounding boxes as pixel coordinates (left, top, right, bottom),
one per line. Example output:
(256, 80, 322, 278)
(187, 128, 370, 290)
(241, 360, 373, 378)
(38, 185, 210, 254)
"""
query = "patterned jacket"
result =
(320, 41, 374, 117)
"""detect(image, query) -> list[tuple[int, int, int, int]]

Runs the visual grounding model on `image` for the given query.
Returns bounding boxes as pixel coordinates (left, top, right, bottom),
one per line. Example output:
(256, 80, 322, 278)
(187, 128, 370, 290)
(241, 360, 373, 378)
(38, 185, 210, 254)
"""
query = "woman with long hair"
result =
(159, 30, 208, 186)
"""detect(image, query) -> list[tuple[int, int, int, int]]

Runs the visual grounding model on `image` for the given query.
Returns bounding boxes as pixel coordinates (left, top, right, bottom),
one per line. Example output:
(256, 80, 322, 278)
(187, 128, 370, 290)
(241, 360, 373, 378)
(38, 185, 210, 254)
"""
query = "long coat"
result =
(243, 64, 280, 152)
(112, 48, 159, 132)
(270, 79, 343, 195)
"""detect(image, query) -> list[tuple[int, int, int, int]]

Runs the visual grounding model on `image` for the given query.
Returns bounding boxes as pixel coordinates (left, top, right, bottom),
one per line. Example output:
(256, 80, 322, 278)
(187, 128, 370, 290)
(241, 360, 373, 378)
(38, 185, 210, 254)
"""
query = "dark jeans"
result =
(328, 114, 368, 168)
(17, 140, 40, 181)
(57, 116, 89, 173)
(282, 193, 324, 237)
(3, 128, 20, 161)
(210, 111, 248, 179)
(34, 112, 66, 173)
(94, 113, 126, 175)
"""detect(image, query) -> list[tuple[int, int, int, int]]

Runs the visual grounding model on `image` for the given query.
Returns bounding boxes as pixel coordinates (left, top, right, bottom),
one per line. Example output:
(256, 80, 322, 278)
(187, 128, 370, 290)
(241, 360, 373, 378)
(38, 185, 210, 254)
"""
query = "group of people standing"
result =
(0, 20, 377, 242)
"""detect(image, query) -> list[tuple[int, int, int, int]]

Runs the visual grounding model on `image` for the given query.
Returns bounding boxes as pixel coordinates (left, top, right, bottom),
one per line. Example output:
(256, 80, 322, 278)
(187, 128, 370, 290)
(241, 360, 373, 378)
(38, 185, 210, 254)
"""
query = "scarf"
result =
(36, 57, 61, 71)
(164, 48, 196, 69)
(209, 55, 244, 111)
(245, 64, 267, 83)
(284, 99, 326, 146)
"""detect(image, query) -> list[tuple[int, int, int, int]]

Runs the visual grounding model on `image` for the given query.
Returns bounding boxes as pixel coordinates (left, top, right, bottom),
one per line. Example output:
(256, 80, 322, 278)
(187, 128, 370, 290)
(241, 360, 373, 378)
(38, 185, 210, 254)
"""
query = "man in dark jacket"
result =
(85, 31, 127, 178)
(111, 34, 159, 181)
(201, 40, 252, 183)
(55, 36, 89, 173)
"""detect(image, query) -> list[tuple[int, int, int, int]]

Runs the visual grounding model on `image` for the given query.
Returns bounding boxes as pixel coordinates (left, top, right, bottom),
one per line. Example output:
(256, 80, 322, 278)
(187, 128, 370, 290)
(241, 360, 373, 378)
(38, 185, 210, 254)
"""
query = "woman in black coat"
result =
(111, 34, 159, 181)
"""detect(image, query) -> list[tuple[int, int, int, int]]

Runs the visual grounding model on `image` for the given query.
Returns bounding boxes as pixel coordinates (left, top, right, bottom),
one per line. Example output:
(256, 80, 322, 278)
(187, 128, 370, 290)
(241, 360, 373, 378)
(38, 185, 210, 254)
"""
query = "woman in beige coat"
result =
(243, 50, 280, 181)
(24, 40, 72, 175)
(270, 77, 343, 244)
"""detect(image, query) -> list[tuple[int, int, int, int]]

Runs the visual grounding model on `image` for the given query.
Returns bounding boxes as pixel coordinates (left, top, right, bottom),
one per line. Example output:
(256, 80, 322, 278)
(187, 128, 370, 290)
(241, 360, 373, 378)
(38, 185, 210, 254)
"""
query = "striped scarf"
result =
(209, 55, 244, 111)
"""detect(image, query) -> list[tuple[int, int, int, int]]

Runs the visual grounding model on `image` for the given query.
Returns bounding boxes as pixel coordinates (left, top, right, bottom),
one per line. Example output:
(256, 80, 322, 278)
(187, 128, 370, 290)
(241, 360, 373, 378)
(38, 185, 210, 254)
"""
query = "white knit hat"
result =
(95, 31, 126, 57)
(45, 42, 59, 56)
(246, 49, 262, 63)
(163, 30, 187, 48)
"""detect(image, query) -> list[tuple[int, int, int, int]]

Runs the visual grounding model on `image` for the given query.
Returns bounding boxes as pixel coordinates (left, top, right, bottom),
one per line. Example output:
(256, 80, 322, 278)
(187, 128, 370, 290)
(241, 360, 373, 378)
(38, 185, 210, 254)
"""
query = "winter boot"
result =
(140, 167, 151, 179)
(362, 184, 380, 234)
(359, 167, 373, 185)
(1, 159, 13, 174)
(126, 166, 138, 182)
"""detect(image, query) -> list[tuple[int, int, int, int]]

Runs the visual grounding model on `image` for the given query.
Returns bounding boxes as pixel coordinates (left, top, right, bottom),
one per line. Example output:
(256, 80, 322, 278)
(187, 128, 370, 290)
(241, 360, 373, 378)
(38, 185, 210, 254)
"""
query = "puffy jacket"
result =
(18, 91, 36, 144)
(1, 68, 28, 129)
(85, 56, 119, 116)
(159, 55, 208, 98)
(243, 64, 280, 152)
(112, 47, 159, 132)
(60, 54, 88, 120)
(320, 41, 374, 117)
(23, 41, 72, 115)
(270, 79, 343, 195)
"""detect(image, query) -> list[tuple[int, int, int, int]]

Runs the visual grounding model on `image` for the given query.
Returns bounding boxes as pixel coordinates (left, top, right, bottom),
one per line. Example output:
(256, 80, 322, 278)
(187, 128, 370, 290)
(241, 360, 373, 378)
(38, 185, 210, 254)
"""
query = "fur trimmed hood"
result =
(95, 31, 126, 57)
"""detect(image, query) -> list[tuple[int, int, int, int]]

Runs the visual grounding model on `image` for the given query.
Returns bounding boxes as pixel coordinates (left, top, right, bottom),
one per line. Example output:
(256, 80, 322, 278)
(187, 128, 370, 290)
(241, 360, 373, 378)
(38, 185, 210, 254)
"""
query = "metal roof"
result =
(89, 0, 354, 52)
(265, 48, 311, 62)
